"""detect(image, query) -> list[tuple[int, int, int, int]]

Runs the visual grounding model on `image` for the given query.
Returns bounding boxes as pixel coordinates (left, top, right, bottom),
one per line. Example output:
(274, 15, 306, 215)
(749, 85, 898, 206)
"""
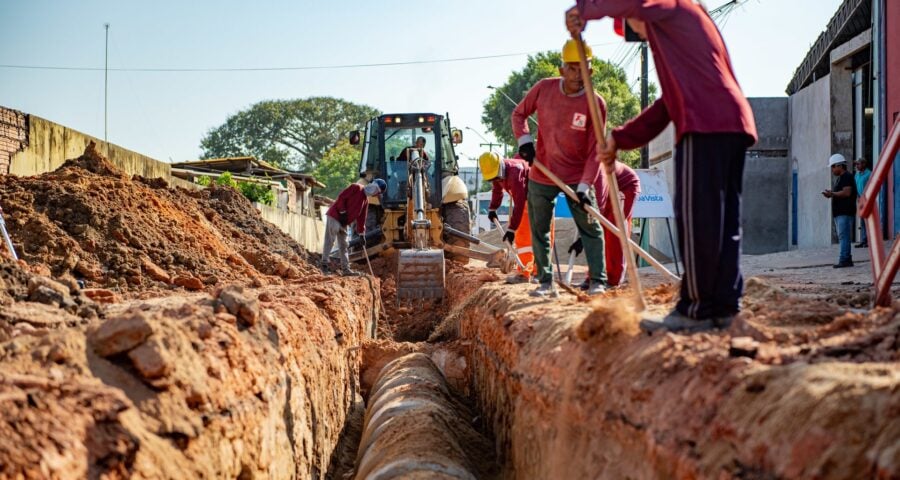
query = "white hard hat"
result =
(829, 153, 847, 167)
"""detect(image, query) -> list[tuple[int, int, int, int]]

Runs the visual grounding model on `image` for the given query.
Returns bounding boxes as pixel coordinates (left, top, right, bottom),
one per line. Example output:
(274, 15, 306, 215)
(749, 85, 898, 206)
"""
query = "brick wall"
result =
(0, 107, 28, 175)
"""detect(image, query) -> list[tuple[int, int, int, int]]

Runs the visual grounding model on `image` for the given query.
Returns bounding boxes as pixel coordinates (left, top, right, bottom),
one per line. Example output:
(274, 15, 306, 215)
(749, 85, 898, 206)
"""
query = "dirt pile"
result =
(0, 278, 374, 479)
(1, 260, 102, 341)
(0, 142, 314, 296)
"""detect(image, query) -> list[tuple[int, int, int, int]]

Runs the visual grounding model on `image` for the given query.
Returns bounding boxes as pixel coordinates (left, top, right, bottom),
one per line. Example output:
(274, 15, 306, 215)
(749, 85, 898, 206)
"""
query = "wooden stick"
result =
(531, 159, 680, 284)
(573, 33, 647, 310)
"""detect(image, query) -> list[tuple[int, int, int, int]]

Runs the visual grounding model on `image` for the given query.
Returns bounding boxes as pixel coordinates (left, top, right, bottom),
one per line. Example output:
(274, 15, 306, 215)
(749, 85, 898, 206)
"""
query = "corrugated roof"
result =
(172, 157, 325, 188)
(786, 0, 871, 95)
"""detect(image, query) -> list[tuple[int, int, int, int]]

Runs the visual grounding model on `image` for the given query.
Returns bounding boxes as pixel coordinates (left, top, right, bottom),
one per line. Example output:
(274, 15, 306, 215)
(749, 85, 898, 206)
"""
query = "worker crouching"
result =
(479, 152, 537, 282)
(321, 179, 386, 276)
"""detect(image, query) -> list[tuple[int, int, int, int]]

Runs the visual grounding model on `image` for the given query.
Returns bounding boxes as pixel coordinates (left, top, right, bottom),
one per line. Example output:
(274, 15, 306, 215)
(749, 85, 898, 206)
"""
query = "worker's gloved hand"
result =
(568, 238, 583, 256)
(576, 191, 592, 208)
(518, 142, 536, 165)
(338, 212, 348, 226)
(502, 229, 515, 245)
(487, 210, 498, 223)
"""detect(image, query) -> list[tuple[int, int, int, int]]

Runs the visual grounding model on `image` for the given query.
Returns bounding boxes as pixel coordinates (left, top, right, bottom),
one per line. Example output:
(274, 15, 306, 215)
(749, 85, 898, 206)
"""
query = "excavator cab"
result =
(349, 113, 507, 300)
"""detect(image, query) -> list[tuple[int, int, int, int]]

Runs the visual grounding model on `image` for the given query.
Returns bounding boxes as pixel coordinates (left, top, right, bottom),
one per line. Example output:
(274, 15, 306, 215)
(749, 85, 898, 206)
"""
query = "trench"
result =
(325, 260, 503, 480)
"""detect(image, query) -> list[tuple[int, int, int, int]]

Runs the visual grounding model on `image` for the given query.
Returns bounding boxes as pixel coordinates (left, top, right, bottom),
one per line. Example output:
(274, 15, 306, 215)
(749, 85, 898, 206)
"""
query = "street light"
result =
(465, 126, 490, 144)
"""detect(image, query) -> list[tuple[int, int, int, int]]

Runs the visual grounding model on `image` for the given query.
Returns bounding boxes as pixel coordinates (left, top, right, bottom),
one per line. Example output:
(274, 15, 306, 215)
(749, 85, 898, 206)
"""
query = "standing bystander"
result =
(854, 157, 871, 248)
(823, 154, 856, 268)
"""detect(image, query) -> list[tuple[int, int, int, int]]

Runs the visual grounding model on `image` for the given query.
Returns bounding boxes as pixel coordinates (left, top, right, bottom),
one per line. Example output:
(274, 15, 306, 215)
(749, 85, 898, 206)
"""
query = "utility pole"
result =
(104, 23, 110, 155)
(640, 42, 649, 169)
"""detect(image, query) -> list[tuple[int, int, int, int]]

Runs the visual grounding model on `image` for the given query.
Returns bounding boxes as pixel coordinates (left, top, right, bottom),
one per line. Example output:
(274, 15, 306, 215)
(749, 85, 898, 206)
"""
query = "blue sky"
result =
(1, 0, 841, 168)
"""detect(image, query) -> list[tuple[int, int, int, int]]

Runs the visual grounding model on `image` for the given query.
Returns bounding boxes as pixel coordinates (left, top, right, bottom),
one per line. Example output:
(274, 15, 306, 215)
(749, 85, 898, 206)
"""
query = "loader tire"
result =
(442, 199, 471, 265)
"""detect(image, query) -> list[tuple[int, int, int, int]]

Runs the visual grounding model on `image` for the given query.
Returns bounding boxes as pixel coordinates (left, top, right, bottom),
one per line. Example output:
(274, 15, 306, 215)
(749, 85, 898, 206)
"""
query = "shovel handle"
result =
(492, 218, 526, 270)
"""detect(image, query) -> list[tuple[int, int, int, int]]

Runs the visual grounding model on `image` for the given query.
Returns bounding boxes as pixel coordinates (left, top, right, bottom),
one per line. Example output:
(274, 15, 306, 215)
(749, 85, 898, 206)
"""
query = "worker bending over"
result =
(567, 0, 757, 332)
(321, 179, 386, 276)
(512, 39, 609, 297)
(480, 152, 536, 282)
(570, 160, 639, 288)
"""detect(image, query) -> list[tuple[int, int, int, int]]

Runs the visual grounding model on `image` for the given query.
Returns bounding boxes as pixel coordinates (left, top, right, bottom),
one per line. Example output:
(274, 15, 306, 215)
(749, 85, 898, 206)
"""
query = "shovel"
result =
(565, 250, 576, 286)
(571, 33, 647, 310)
(0, 206, 17, 261)
(492, 218, 526, 271)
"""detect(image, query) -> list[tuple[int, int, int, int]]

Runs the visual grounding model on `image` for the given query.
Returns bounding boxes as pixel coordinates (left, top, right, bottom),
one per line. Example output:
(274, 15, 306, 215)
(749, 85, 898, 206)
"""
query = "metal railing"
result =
(859, 120, 900, 306)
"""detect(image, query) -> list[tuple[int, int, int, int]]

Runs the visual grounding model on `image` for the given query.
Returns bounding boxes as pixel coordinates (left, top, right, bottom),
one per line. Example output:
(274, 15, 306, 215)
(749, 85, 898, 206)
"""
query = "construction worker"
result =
(569, 160, 639, 288)
(321, 179, 386, 275)
(479, 151, 534, 282)
(512, 39, 609, 297)
(566, 1, 757, 332)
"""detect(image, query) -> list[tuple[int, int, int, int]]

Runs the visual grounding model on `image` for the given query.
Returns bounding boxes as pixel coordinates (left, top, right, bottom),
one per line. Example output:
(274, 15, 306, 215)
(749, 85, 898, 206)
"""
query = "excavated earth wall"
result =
(455, 276, 900, 479)
(0, 275, 374, 479)
(0, 144, 380, 479)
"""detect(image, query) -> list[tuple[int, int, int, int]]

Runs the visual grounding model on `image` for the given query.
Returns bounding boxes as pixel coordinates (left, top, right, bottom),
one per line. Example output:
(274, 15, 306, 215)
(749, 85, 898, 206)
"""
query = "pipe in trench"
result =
(353, 353, 478, 480)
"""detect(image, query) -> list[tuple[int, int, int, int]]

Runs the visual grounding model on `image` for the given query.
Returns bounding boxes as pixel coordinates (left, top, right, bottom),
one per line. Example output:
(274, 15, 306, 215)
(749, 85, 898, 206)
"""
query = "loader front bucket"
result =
(397, 249, 445, 300)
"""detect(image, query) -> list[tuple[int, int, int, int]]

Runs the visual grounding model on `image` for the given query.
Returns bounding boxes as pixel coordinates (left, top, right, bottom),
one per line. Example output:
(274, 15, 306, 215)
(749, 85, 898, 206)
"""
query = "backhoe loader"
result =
(348, 113, 508, 300)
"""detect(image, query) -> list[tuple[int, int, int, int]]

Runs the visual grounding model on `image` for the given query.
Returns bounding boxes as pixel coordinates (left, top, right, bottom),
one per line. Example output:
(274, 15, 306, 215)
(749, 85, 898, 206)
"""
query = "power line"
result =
(0, 41, 622, 73)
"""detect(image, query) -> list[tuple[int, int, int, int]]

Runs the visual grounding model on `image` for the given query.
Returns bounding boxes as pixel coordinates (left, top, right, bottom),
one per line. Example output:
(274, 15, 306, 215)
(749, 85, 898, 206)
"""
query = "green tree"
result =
(200, 97, 379, 171)
(481, 51, 656, 167)
(311, 139, 361, 199)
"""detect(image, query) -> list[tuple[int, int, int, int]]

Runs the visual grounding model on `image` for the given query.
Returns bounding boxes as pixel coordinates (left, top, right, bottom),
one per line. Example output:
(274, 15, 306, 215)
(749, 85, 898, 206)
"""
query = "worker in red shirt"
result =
(569, 160, 639, 288)
(479, 152, 536, 282)
(567, 0, 757, 332)
(321, 179, 386, 275)
(511, 39, 609, 297)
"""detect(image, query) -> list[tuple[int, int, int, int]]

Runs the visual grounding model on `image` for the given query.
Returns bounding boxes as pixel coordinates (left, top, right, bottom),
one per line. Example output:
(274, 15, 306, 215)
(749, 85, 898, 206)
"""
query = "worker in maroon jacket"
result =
(512, 39, 610, 297)
(567, 0, 757, 332)
(321, 179, 386, 275)
(570, 160, 639, 288)
(479, 152, 536, 282)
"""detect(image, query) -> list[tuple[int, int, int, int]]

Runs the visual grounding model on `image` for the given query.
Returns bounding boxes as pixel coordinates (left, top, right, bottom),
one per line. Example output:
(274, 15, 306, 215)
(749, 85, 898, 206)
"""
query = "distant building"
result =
(458, 166, 484, 196)
(787, 0, 898, 247)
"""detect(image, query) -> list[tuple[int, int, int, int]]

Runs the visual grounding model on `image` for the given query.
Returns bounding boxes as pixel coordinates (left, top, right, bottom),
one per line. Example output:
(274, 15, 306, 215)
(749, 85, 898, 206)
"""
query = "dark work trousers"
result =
(674, 133, 749, 319)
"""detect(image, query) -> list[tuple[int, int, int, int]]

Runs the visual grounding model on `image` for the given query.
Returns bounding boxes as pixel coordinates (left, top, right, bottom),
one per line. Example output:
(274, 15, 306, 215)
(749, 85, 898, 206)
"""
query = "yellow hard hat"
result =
(562, 39, 592, 64)
(479, 152, 501, 181)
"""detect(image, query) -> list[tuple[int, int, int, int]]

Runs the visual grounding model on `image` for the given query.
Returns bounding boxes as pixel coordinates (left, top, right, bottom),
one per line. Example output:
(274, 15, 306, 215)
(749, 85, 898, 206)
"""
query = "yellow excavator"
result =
(348, 113, 508, 300)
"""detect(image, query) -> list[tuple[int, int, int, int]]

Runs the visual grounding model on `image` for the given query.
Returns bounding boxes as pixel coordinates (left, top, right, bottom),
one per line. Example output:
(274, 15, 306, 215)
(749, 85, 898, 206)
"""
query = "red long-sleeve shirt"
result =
(576, 0, 757, 149)
(613, 161, 640, 196)
(488, 159, 530, 231)
(326, 183, 369, 234)
(511, 78, 608, 187)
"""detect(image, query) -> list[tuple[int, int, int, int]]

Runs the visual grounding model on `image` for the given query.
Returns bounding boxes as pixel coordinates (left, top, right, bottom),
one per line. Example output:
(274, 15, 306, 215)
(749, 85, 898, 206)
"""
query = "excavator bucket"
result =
(397, 249, 445, 300)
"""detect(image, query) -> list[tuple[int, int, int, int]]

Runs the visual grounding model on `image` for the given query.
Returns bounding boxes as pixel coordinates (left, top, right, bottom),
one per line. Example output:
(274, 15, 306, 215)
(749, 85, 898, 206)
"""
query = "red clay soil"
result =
(0, 277, 375, 479)
(455, 272, 900, 479)
(0, 142, 314, 297)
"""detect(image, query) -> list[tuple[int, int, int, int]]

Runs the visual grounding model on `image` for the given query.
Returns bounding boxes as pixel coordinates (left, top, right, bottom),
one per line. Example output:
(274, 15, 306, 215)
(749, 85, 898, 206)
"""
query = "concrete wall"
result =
(9, 115, 171, 179)
(255, 203, 324, 254)
(644, 98, 791, 258)
(790, 77, 833, 247)
(1, 106, 324, 255)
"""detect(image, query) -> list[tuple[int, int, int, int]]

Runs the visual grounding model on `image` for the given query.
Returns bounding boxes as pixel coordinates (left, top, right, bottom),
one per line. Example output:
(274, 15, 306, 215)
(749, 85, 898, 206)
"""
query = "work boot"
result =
(529, 282, 558, 298)
(855, 242, 868, 248)
(639, 310, 714, 334)
(833, 260, 854, 268)
(576, 278, 590, 291)
(341, 268, 364, 277)
(712, 313, 738, 329)
(319, 263, 332, 275)
(587, 281, 606, 296)
(506, 273, 528, 284)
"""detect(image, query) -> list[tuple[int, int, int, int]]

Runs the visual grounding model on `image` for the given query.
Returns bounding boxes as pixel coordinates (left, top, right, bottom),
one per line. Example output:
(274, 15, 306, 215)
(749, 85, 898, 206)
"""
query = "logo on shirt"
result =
(571, 112, 587, 131)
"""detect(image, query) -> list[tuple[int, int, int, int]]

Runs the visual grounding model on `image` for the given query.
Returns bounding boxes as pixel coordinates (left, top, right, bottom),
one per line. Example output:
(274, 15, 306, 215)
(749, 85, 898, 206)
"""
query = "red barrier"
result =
(859, 121, 900, 306)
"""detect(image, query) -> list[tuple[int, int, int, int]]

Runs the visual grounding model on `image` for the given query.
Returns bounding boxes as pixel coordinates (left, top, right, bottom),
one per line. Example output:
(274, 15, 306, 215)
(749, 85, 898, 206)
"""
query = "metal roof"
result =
(172, 157, 325, 188)
(786, 0, 871, 95)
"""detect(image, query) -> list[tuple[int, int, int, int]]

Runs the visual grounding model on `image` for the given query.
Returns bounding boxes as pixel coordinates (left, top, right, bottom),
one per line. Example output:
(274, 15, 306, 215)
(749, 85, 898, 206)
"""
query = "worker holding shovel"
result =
(479, 151, 537, 283)
(511, 40, 610, 297)
(566, 0, 757, 332)
(570, 159, 639, 289)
